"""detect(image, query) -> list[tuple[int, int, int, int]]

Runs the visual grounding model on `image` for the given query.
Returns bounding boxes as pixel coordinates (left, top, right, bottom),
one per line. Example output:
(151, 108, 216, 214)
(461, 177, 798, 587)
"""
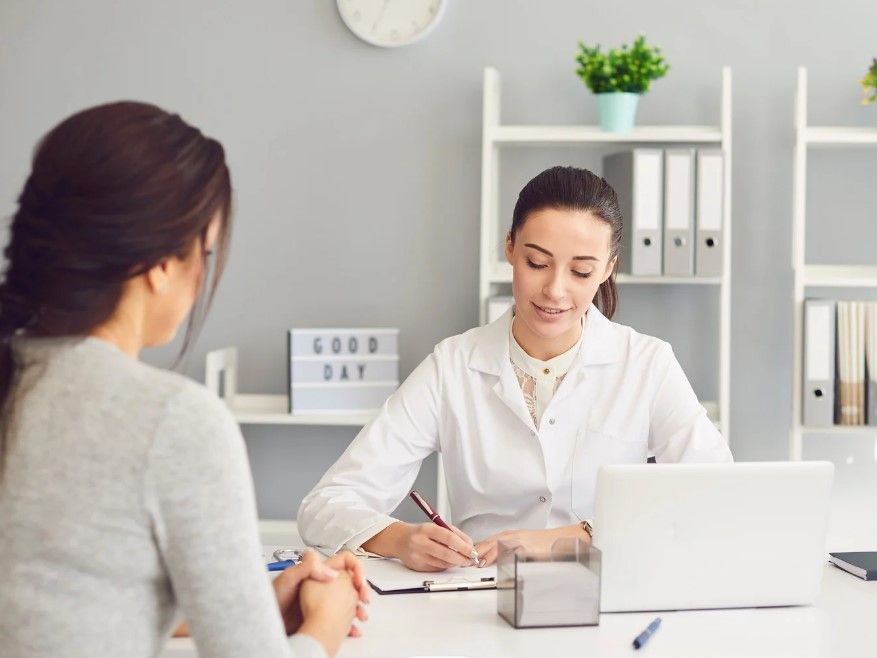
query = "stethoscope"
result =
(272, 548, 304, 562)
(266, 548, 305, 571)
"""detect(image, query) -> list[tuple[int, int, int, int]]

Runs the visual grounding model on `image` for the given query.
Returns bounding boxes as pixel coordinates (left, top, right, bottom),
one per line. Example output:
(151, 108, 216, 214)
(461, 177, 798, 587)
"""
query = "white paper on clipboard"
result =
(365, 558, 497, 594)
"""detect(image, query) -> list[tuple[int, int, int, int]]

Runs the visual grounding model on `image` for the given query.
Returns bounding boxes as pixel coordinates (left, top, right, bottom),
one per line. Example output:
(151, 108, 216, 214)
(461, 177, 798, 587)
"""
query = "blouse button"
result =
(538, 496, 547, 503)
(543, 367, 550, 375)
(548, 418, 556, 425)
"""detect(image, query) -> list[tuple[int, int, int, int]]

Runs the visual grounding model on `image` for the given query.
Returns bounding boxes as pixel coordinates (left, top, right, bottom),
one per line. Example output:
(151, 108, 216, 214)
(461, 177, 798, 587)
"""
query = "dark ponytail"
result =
(0, 286, 37, 420)
(509, 166, 623, 319)
(0, 101, 232, 462)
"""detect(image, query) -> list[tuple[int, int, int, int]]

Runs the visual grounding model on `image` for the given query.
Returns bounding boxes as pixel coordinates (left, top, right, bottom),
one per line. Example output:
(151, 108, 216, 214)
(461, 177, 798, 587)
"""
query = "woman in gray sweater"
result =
(0, 102, 368, 658)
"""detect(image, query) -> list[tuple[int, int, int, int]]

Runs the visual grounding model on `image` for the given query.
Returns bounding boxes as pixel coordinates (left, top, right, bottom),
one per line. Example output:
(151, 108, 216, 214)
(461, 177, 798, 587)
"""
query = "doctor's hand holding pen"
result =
(362, 520, 478, 572)
(361, 490, 479, 572)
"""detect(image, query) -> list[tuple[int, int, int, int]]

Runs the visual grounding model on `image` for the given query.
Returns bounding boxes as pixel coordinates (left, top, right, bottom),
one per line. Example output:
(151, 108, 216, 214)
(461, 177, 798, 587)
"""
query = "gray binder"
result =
(694, 149, 724, 277)
(603, 149, 663, 276)
(869, 380, 877, 427)
(867, 302, 877, 426)
(663, 149, 695, 276)
(803, 299, 836, 427)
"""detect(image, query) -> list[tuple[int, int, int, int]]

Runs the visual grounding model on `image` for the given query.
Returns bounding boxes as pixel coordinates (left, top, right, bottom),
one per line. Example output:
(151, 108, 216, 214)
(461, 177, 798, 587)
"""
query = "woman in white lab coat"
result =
(298, 166, 732, 572)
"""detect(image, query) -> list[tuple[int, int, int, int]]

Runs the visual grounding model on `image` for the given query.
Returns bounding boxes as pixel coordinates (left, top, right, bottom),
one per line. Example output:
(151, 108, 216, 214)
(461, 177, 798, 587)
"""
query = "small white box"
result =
(288, 328, 400, 414)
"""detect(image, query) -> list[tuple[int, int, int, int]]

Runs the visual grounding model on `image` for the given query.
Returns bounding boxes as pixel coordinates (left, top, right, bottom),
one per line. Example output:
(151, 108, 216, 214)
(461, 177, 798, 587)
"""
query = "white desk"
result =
(161, 536, 876, 658)
(161, 478, 877, 658)
(326, 564, 874, 658)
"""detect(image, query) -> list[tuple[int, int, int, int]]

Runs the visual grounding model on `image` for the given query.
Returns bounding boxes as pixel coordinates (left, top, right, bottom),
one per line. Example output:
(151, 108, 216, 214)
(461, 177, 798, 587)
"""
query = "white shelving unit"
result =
(789, 68, 877, 459)
(477, 67, 733, 440)
(205, 348, 376, 427)
(229, 394, 374, 426)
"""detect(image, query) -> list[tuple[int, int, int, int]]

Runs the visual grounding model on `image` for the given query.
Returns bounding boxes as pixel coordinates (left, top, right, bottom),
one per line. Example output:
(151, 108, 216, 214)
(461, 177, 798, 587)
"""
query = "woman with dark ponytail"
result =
(0, 103, 367, 658)
(298, 166, 733, 571)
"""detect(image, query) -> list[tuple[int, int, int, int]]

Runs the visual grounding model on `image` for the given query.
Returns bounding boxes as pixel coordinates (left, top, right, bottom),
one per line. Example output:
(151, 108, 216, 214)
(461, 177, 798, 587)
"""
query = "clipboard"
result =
(365, 557, 497, 595)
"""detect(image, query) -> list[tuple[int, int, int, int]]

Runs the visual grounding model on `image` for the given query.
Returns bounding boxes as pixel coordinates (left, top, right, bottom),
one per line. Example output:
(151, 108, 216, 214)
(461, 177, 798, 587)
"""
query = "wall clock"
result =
(337, 0, 447, 48)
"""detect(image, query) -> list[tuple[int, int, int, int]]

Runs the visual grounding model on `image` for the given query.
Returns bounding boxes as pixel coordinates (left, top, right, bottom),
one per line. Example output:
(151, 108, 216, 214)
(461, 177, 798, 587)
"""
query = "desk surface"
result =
(160, 522, 877, 658)
(331, 564, 874, 658)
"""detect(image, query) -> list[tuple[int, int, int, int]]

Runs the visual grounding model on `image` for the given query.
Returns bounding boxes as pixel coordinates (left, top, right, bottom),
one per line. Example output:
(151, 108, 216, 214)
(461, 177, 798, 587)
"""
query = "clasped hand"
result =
(273, 549, 370, 637)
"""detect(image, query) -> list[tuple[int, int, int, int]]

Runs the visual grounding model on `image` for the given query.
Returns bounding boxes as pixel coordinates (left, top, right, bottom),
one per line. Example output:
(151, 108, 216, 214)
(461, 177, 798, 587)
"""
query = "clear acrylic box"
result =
(497, 537, 601, 628)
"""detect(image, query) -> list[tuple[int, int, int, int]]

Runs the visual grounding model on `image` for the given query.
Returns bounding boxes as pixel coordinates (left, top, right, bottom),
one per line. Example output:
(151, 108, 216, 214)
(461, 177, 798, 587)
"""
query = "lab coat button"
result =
(548, 418, 556, 425)
(538, 496, 547, 503)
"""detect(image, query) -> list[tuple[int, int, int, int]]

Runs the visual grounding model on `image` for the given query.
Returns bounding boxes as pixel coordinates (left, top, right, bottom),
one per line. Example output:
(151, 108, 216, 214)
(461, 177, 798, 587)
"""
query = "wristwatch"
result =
(581, 519, 594, 539)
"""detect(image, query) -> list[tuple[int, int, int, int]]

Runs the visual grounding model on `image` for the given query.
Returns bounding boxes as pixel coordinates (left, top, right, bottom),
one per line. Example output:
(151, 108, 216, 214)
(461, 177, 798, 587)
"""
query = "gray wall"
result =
(1, 0, 876, 519)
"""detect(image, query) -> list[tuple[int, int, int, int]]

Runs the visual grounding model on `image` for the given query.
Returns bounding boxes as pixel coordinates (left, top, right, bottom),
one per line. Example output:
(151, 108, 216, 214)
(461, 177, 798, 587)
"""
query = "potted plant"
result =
(861, 58, 877, 105)
(575, 35, 669, 133)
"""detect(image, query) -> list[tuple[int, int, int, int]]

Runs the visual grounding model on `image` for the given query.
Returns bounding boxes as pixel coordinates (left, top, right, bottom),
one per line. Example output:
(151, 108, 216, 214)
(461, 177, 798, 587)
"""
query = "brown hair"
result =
(0, 101, 232, 439)
(509, 166, 622, 319)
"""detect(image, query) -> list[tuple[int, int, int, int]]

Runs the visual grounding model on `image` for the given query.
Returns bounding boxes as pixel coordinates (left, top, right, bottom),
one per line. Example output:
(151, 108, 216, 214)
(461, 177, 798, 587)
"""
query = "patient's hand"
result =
(171, 622, 190, 637)
(298, 571, 361, 657)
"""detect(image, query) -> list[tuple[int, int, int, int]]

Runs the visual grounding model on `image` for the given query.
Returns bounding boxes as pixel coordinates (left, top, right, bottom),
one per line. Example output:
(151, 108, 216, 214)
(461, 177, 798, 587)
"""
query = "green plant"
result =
(575, 35, 669, 94)
(861, 58, 877, 105)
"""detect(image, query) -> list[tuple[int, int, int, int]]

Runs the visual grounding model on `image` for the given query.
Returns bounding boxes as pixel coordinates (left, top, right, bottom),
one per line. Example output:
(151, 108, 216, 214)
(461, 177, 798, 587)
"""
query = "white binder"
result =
(803, 299, 835, 427)
(663, 149, 695, 276)
(603, 149, 663, 276)
(694, 149, 724, 277)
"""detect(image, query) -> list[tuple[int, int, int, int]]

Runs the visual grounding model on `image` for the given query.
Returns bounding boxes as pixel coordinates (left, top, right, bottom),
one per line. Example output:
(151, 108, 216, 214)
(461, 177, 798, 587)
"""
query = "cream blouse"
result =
(509, 312, 585, 428)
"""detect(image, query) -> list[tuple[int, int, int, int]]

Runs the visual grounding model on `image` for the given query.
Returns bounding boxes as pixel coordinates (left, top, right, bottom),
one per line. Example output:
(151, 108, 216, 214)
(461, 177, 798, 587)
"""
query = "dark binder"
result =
(828, 552, 877, 580)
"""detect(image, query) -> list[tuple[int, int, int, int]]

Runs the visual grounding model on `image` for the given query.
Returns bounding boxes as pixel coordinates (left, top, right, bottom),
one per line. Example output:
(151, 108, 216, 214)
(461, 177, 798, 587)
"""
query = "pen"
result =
(266, 559, 297, 572)
(632, 617, 662, 650)
(409, 489, 480, 567)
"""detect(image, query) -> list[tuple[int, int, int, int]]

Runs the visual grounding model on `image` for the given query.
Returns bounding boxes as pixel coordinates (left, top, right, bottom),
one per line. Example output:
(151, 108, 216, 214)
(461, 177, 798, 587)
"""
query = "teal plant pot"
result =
(596, 92, 641, 133)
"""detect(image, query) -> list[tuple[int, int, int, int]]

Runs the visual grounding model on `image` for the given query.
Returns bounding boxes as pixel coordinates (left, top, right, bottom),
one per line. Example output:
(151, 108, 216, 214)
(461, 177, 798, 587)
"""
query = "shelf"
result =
(791, 69, 877, 461)
(800, 265, 877, 288)
(488, 262, 721, 285)
(800, 425, 877, 436)
(615, 274, 722, 285)
(228, 392, 725, 433)
(229, 394, 375, 426)
(804, 126, 877, 147)
(489, 125, 723, 146)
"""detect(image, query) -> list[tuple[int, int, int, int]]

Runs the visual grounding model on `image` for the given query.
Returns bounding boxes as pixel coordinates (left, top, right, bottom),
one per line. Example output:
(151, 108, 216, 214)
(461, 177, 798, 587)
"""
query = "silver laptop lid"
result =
(593, 462, 834, 612)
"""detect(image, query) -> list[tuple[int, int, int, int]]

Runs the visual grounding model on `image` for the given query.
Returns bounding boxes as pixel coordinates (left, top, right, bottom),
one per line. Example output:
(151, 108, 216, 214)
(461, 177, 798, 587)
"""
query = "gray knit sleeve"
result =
(145, 383, 325, 658)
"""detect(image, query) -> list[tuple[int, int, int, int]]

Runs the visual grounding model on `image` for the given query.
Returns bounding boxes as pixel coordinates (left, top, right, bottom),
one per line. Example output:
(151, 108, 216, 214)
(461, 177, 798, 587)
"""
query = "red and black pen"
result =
(410, 489, 480, 566)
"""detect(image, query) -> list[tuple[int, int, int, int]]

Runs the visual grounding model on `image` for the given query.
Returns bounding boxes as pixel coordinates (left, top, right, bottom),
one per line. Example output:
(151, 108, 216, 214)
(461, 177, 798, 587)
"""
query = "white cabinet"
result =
(789, 67, 877, 459)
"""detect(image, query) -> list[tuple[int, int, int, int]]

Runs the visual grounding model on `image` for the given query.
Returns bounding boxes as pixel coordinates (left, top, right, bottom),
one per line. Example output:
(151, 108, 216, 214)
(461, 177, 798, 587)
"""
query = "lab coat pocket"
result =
(569, 425, 647, 519)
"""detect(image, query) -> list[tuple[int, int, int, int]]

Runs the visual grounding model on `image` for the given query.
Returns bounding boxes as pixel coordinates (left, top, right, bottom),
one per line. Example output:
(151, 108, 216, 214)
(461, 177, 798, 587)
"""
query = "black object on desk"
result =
(829, 552, 877, 580)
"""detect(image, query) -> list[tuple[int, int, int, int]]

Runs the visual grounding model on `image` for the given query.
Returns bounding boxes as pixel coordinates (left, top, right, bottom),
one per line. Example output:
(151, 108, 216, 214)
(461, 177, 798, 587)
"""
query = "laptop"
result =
(592, 461, 834, 612)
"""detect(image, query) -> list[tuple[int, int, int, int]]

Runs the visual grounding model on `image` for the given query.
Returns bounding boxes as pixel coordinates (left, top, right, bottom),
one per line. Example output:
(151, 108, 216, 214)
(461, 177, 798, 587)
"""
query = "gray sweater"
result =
(0, 337, 325, 658)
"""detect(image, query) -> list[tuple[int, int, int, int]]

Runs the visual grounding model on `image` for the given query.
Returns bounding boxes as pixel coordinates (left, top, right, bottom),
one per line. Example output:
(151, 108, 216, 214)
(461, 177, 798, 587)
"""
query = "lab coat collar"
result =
(468, 303, 622, 377)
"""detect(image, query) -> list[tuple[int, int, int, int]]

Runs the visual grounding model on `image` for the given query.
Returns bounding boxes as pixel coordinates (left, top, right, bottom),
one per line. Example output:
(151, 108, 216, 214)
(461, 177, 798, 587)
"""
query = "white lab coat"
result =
(297, 305, 732, 554)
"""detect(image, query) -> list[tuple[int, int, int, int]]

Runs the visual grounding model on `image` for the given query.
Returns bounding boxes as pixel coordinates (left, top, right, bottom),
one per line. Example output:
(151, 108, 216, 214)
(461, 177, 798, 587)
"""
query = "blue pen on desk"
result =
(633, 617, 661, 650)
(266, 559, 297, 572)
